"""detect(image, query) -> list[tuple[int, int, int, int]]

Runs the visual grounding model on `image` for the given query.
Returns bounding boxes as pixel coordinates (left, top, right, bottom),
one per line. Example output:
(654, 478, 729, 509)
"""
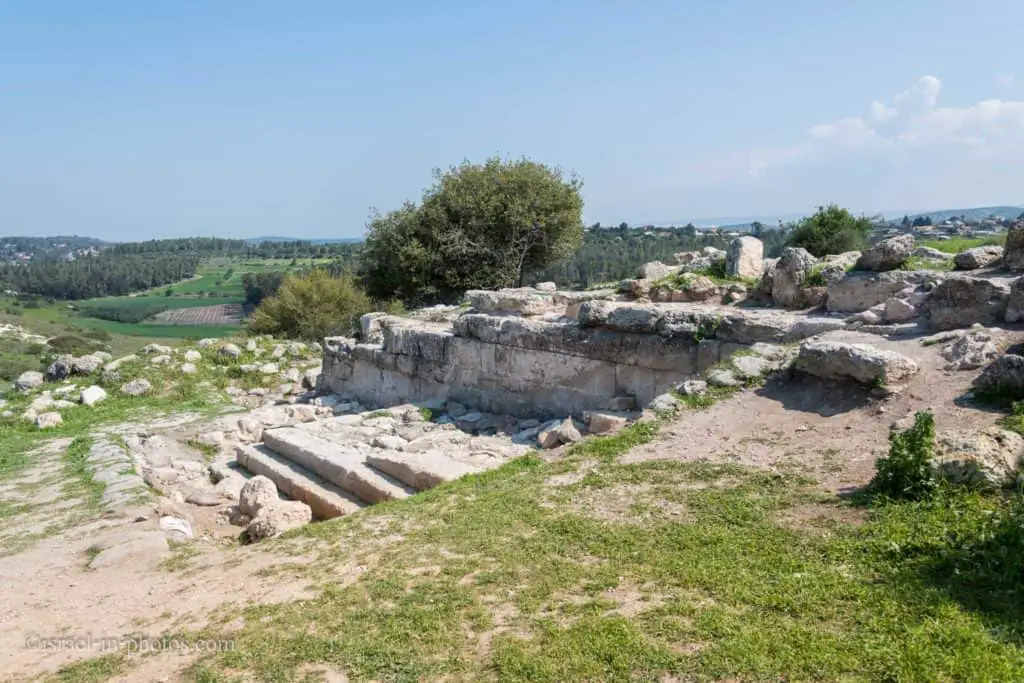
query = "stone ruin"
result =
(130, 225, 1024, 541)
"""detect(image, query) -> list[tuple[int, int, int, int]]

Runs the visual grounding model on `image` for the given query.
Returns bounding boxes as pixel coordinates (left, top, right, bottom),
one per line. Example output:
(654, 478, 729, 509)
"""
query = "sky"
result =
(3, 1, 1024, 241)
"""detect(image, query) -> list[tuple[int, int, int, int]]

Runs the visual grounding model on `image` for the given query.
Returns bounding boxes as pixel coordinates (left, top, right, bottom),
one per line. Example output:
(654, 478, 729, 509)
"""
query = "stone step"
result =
(364, 450, 480, 491)
(261, 427, 415, 505)
(235, 444, 365, 519)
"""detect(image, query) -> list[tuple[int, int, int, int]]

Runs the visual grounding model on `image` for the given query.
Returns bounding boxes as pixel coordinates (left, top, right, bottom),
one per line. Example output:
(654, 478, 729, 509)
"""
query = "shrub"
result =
(248, 270, 376, 341)
(786, 204, 872, 257)
(361, 157, 584, 304)
(47, 335, 103, 356)
(870, 410, 937, 500)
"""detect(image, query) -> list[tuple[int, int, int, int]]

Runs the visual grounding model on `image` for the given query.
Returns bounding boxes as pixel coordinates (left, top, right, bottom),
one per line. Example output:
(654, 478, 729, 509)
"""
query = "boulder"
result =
(238, 475, 279, 518)
(79, 385, 107, 407)
(639, 261, 681, 281)
(159, 516, 194, 542)
(933, 427, 1023, 490)
(302, 368, 321, 390)
(648, 393, 681, 413)
(142, 343, 172, 355)
(180, 363, 197, 374)
(259, 363, 279, 375)
(35, 412, 62, 429)
(183, 349, 202, 362)
(883, 298, 919, 323)
(466, 289, 553, 316)
(70, 354, 103, 376)
(218, 343, 242, 359)
(817, 251, 862, 283)
(973, 354, 1024, 400)
(103, 355, 137, 373)
(707, 369, 742, 387)
(1006, 277, 1024, 323)
(795, 341, 919, 385)
(954, 245, 1003, 270)
(856, 234, 914, 271)
(914, 246, 952, 261)
(535, 281, 558, 292)
(15, 371, 44, 392)
(150, 354, 171, 365)
(676, 379, 707, 396)
(246, 500, 312, 541)
(826, 271, 923, 313)
(197, 338, 218, 348)
(651, 274, 719, 302)
(236, 417, 264, 443)
(245, 339, 259, 352)
(939, 329, 1000, 371)
(46, 356, 71, 381)
(771, 247, 818, 308)
(577, 301, 661, 333)
(555, 417, 582, 444)
(925, 277, 1010, 330)
(730, 354, 772, 380)
(1005, 222, 1024, 272)
(584, 411, 628, 435)
(726, 236, 764, 279)
(120, 378, 152, 397)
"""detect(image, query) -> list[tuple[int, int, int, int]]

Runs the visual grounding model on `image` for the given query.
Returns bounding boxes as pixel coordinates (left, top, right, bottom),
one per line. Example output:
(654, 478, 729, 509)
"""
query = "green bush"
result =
(248, 270, 377, 341)
(46, 335, 103, 356)
(786, 204, 872, 257)
(361, 157, 584, 304)
(870, 410, 937, 500)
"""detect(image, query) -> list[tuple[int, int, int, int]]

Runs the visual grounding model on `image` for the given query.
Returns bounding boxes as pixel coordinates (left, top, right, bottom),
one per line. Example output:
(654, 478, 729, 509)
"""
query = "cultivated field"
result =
(151, 303, 243, 325)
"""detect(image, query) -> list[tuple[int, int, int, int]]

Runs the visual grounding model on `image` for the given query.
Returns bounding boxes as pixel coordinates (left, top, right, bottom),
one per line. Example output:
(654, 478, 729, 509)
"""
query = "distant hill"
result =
(898, 206, 1024, 223)
(244, 236, 363, 245)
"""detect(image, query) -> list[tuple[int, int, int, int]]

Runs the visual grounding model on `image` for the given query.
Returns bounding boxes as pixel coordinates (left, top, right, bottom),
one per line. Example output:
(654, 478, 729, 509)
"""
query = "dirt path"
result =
(626, 330, 1003, 492)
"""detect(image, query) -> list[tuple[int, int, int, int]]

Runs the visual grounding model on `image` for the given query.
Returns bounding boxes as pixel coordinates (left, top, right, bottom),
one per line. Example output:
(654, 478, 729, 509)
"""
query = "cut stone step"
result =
(235, 444, 365, 519)
(365, 450, 480, 491)
(261, 427, 415, 505)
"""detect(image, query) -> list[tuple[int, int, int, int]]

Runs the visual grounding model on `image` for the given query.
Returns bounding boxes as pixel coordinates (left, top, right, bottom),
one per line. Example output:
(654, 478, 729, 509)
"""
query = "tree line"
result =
(109, 237, 361, 259)
(0, 252, 202, 300)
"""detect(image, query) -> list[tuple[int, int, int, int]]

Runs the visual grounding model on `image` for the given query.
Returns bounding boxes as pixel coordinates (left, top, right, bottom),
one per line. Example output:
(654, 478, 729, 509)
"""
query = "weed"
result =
(870, 410, 937, 500)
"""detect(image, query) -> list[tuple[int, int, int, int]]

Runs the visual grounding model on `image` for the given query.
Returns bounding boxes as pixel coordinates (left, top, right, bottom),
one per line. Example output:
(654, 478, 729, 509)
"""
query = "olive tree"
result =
(361, 157, 584, 303)
(786, 204, 872, 257)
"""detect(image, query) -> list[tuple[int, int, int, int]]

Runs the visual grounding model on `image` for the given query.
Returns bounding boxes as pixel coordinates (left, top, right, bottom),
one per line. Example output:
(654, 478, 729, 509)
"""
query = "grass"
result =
(152, 437, 1024, 682)
(62, 436, 105, 509)
(917, 234, 1006, 254)
(901, 255, 956, 271)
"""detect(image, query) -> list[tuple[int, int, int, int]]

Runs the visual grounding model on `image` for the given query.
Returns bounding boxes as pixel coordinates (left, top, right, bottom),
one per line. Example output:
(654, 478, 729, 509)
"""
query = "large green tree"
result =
(361, 157, 584, 303)
(786, 204, 872, 257)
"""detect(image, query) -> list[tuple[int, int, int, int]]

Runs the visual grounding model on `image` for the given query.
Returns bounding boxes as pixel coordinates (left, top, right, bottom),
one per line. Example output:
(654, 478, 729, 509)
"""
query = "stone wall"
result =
(321, 301, 844, 419)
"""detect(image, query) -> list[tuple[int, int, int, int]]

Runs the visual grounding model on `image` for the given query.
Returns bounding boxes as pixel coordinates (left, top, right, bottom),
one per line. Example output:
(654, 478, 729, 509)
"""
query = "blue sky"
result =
(3, 1, 1024, 240)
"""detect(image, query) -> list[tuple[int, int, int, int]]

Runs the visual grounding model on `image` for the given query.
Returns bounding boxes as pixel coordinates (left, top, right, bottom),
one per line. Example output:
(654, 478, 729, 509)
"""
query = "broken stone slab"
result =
(1005, 223, 1024, 272)
(159, 515, 194, 542)
(647, 393, 682, 413)
(1005, 277, 1024, 323)
(15, 371, 44, 392)
(261, 427, 414, 504)
(676, 379, 707, 396)
(925, 276, 1011, 330)
(771, 247, 818, 308)
(730, 354, 772, 380)
(80, 385, 107, 407)
(794, 341, 919, 386)
(235, 444, 364, 519)
(365, 450, 479, 491)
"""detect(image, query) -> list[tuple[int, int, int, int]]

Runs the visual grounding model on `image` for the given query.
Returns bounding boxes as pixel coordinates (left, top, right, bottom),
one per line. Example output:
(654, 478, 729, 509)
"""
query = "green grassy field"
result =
(0, 257, 322, 352)
(916, 234, 1006, 254)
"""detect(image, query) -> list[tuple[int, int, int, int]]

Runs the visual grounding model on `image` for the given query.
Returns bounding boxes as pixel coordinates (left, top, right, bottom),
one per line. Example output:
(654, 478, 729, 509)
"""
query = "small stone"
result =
(180, 363, 198, 374)
(648, 393, 682, 413)
(218, 343, 242, 359)
(79, 385, 107, 407)
(259, 363, 279, 374)
(159, 516, 194, 542)
(239, 475, 278, 517)
(185, 490, 223, 507)
(585, 412, 628, 435)
(245, 339, 258, 352)
(535, 281, 557, 292)
(15, 371, 44, 392)
(677, 379, 708, 396)
(120, 378, 152, 397)
(183, 350, 202, 362)
(707, 369, 742, 387)
(246, 500, 312, 541)
(35, 412, 62, 429)
(150, 354, 172, 365)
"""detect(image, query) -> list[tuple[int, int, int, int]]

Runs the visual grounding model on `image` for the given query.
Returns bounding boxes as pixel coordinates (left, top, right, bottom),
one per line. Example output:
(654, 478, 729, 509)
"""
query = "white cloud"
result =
(741, 75, 1024, 177)
(997, 73, 1016, 90)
